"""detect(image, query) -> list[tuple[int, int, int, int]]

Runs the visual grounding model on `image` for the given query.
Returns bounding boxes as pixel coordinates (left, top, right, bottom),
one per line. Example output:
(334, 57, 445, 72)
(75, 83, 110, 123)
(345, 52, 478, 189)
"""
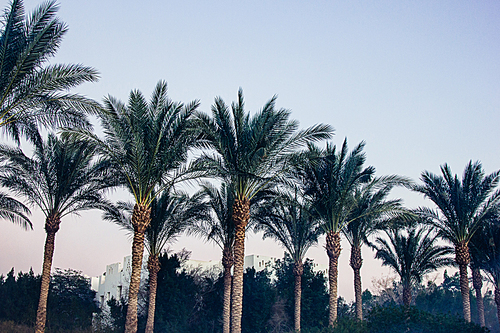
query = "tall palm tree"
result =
(0, 133, 112, 333)
(414, 161, 500, 322)
(189, 182, 236, 333)
(195, 89, 333, 333)
(342, 177, 410, 320)
(297, 139, 374, 325)
(103, 190, 207, 333)
(373, 226, 454, 306)
(253, 191, 321, 332)
(63, 80, 201, 333)
(0, 0, 100, 145)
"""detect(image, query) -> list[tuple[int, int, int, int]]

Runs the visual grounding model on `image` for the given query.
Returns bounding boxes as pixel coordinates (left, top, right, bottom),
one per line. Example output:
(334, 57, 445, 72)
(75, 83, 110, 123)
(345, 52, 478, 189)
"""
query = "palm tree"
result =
(103, 190, 207, 333)
(253, 191, 321, 332)
(414, 161, 500, 322)
(195, 89, 333, 333)
(472, 217, 500, 328)
(373, 226, 454, 306)
(0, 133, 112, 333)
(470, 228, 488, 327)
(297, 139, 374, 325)
(342, 177, 410, 320)
(0, 0, 100, 145)
(189, 182, 236, 333)
(63, 81, 201, 333)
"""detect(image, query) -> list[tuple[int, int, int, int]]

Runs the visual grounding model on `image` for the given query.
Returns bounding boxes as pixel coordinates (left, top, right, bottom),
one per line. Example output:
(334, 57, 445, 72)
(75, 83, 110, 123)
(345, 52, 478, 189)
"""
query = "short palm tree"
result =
(342, 177, 410, 320)
(298, 139, 374, 325)
(470, 227, 488, 327)
(0, 0, 100, 145)
(195, 89, 333, 333)
(373, 225, 454, 306)
(0, 133, 112, 333)
(414, 161, 500, 322)
(63, 80, 201, 333)
(103, 190, 207, 333)
(254, 191, 321, 332)
(189, 182, 236, 333)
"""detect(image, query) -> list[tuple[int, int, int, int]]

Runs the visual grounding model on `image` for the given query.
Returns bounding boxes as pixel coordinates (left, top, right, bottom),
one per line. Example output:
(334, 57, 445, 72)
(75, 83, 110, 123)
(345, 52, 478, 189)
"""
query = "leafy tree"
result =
(0, 134, 111, 333)
(414, 161, 500, 322)
(373, 226, 454, 306)
(0, 0, 100, 145)
(46, 268, 98, 331)
(274, 256, 329, 331)
(195, 89, 333, 332)
(64, 80, 201, 333)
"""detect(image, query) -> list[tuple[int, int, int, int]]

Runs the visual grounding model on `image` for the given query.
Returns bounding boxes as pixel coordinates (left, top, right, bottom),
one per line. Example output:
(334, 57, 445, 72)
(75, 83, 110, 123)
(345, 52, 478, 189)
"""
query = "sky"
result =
(0, 0, 499, 301)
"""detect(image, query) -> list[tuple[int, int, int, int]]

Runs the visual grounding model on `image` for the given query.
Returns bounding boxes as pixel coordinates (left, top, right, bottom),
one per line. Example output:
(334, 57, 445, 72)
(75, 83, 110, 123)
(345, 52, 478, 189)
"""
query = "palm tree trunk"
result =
(125, 203, 151, 333)
(456, 241, 471, 322)
(350, 245, 363, 320)
(230, 197, 250, 333)
(472, 266, 485, 327)
(325, 231, 341, 326)
(402, 283, 412, 307)
(35, 216, 60, 333)
(293, 261, 303, 332)
(145, 255, 160, 333)
(222, 245, 233, 333)
(495, 286, 500, 329)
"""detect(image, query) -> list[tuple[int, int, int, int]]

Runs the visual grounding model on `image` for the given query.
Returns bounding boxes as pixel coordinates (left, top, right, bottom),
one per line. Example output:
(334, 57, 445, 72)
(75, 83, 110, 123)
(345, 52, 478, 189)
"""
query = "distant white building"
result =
(91, 253, 328, 308)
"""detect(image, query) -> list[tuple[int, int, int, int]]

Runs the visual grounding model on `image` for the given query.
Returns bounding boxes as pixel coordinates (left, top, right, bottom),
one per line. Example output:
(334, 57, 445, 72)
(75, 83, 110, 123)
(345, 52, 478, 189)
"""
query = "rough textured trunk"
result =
(222, 245, 233, 333)
(35, 215, 60, 333)
(402, 283, 412, 307)
(350, 245, 363, 320)
(230, 197, 250, 333)
(495, 287, 500, 330)
(125, 203, 151, 333)
(325, 231, 341, 326)
(472, 266, 485, 327)
(456, 241, 471, 322)
(293, 261, 303, 332)
(145, 255, 160, 333)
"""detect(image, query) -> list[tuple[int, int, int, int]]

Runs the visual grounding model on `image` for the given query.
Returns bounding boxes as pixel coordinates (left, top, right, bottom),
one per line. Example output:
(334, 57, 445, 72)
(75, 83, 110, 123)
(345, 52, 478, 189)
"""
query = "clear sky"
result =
(0, 0, 499, 301)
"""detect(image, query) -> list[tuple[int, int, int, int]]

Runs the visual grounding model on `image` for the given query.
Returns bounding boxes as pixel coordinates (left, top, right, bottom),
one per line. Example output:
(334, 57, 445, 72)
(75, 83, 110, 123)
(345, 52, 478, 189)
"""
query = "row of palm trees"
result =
(1, 1, 500, 333)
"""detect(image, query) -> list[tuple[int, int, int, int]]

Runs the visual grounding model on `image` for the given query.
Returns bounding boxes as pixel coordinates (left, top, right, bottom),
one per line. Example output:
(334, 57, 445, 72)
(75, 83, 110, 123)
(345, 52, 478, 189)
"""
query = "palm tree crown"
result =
(373, 225, 454, 306)
(0, 0, 100, 144)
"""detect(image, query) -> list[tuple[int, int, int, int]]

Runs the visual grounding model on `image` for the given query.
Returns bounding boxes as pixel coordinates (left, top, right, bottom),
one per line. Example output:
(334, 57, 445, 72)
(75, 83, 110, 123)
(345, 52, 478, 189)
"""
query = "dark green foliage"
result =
(46, 269, 99, 331)
(0, 268, 98, 331)
(242, 267, 276, 333)
(367, 305, 489, 333)
(274, 256, 330, 330)
(0, 268, 40, 325)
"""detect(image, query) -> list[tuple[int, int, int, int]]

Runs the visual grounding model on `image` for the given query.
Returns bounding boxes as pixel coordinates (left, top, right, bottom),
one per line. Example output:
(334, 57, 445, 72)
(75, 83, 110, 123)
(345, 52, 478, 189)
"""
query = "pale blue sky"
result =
(1, 0, 499, 300)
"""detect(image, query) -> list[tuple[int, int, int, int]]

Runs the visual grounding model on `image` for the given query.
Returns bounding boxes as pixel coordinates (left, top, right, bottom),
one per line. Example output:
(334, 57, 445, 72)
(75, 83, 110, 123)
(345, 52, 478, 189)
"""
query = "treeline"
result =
(0, 253, 494, 333)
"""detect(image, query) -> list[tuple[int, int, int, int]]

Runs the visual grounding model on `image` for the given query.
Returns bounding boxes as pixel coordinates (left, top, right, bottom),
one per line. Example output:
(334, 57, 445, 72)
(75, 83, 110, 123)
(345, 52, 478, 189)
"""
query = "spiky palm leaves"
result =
(297, 139, 374, 325)
(195, 89, 333, 333)
(0, 190, 31, 228)
(254, 192, 321, 332)
(0, 133, 111, 333)
(0, 0, 100, 145)
(414, 161, 500, 322)
(63, 80, 200, 333)
(103, 190, 207, 333)
(373, 226, 454, 306)
(342, 176, 411, 320)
